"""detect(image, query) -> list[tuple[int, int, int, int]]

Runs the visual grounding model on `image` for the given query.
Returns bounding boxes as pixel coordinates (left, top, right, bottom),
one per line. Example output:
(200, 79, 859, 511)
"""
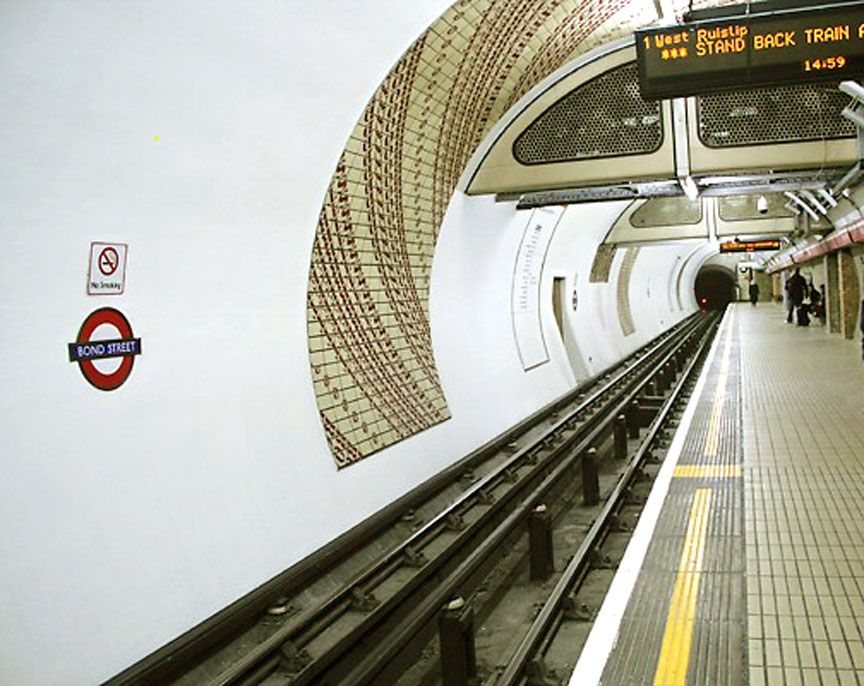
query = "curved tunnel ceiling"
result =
(603, 194, 798, 246)
(306, 0, 746, 468)
(463, 45, 858, 197)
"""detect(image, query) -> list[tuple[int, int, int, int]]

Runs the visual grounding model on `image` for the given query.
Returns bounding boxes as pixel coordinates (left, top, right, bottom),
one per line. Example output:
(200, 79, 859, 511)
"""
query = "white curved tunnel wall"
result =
(626, 243, 701, 338)
(0, 2, 456, 683)
(431, 197, 702, 434)
(541, 202, 630, 376)
(1, 3, 702, 685)
(540, 205, 701, 377)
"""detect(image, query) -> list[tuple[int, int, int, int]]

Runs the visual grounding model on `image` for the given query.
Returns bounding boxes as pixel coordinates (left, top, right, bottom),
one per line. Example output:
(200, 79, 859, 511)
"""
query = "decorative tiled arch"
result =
(307, 0, 728, 468)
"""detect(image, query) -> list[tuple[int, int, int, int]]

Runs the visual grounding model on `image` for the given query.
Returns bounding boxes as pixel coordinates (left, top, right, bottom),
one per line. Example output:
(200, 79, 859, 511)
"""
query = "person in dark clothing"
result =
(785, 268, 807, 323)
(749, 281, 759, 306)
(810, 283, 825, 324)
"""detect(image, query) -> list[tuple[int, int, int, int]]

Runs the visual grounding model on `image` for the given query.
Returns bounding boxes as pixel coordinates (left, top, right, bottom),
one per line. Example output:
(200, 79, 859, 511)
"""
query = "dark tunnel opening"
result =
(694, 267, 736, 311)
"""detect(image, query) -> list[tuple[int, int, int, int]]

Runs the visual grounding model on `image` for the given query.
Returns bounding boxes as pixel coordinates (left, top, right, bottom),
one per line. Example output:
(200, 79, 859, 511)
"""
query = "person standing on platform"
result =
(785, 268, 806, 323)
(749, 280, 759, 306)
(810, 283, 825, 325)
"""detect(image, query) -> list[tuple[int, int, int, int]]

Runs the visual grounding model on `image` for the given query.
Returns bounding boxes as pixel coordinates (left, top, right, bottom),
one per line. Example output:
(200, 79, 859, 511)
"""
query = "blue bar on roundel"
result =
(67, 338, 142, 362)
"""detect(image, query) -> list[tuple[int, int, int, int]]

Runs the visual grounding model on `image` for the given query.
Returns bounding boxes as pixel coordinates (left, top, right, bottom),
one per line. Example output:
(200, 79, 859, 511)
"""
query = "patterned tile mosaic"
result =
(617, 246, 640, 336)
(308, 0, 668, 468)
(306, 0, 744, 467)
(590, 243, 618, 283)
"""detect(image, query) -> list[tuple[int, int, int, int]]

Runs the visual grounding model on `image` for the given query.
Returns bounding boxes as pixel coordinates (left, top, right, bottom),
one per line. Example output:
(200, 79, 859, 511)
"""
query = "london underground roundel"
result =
(67, 308, 142, 391)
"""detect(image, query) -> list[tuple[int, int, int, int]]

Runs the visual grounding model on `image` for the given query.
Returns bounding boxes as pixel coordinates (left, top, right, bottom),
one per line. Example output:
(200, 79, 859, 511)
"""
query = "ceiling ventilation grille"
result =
(513, 62, 663, 164)
(697, 83, 856, 148)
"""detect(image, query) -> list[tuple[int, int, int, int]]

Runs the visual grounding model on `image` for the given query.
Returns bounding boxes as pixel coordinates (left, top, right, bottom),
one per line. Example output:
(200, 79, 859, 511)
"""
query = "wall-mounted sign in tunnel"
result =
(68, 308, 141, 391)
(512, 207, 561, 371)
(636, 3, 864, 99)
(87, 242, 128, 295)
(719, 239, 782, 253)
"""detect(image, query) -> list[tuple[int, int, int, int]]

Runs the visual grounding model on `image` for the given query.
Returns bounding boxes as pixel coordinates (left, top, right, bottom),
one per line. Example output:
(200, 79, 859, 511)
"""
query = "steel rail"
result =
(209, 314, 709, 686)
(495, 313, 718, 685)
(324, 316, 717, 685)
(109, 318, 697, 686)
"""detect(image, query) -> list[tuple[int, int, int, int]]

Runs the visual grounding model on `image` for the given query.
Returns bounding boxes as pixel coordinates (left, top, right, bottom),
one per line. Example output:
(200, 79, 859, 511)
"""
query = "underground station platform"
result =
(570, 303, 864, 686)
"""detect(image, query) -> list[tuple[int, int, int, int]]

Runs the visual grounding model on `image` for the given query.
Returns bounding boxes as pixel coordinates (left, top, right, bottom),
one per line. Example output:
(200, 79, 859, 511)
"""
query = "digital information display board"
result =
(636, 2, 864, 99)
(719, 239, 782, 253)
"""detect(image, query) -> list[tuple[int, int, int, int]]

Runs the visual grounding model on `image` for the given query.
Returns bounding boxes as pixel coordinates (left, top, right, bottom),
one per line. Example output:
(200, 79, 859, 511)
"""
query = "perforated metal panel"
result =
(697, 83, 855, 148)
(513, 63, 663, 164)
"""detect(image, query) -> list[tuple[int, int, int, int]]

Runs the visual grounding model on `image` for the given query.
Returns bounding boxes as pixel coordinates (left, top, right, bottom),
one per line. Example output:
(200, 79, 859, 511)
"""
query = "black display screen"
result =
(636, 2, 864, 99)
(719, 240, 782, 253)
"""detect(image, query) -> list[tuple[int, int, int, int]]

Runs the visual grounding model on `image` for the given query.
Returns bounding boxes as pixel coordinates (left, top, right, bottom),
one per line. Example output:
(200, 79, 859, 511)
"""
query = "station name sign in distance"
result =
(719, 239, 782, 253)
(636, 1, 864, 100)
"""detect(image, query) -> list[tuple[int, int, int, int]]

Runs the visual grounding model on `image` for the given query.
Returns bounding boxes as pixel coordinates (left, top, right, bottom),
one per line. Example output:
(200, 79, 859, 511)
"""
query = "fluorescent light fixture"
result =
(817, 189, 838, 207)
(799, 190, 827, 215)
(783, 191, 820, 221)
(840, 80, 864, 101)
(841, 106, 864, 129)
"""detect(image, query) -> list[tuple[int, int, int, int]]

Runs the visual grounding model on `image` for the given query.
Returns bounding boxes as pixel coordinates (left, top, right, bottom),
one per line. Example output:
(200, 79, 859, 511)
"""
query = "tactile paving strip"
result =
(602, 309, 746, 685)
(740, 305, 864, 686)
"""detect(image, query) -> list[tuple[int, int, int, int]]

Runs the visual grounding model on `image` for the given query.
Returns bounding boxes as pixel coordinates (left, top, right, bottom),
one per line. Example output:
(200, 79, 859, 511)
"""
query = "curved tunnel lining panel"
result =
(306, 0, 639, 468)
(717, 194, 796, 221)
(630, 197, 703, 228)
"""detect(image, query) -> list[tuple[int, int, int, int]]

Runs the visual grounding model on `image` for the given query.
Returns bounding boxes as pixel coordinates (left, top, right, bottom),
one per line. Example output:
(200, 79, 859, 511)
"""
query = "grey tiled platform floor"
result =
(599, 305, 864, 686)
(602, 308, 746, 685)
(742, 304, 864, 686)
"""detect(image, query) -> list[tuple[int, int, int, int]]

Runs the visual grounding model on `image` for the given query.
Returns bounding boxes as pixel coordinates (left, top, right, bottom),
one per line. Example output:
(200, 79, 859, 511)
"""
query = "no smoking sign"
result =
(88, 242, 127, 295)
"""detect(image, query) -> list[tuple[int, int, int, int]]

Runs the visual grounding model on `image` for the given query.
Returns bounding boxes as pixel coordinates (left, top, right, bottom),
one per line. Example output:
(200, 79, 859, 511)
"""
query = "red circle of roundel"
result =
(76, 307, 135, 391)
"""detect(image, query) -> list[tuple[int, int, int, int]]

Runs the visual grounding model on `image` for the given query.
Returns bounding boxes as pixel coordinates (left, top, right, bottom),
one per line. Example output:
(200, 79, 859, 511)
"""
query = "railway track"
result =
(139, 312, 719, 686)
(488, 313, 714, 686)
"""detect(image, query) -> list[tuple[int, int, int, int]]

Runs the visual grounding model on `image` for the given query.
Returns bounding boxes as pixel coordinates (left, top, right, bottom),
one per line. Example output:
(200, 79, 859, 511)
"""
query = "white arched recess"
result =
(0, 2, 457, 684)
(550, 212, 701, 377)
(429, 174, 735, 515)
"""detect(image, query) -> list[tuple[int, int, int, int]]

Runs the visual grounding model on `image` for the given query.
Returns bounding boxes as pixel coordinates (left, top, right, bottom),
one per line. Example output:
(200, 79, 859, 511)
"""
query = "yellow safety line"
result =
(704, 311, 735, 457)
(653, 488, 713, 686)
(673, 464, 741, 479)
